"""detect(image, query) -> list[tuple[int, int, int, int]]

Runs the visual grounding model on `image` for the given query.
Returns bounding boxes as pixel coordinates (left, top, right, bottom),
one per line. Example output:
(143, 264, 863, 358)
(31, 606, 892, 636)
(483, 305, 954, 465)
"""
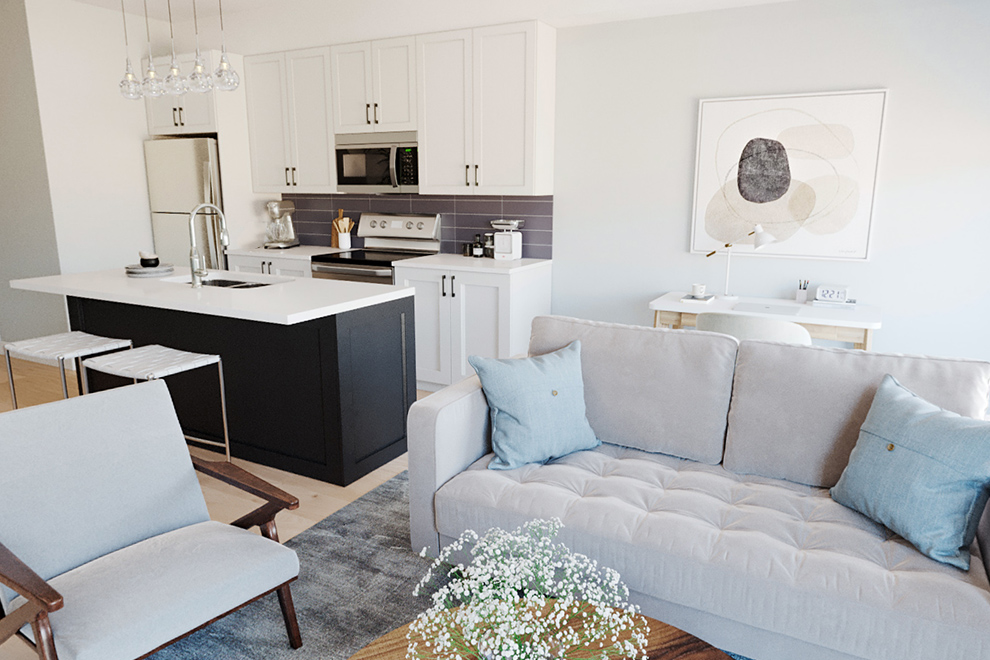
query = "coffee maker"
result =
(491, 219, 524, 261)
(264, 200, 300, 249)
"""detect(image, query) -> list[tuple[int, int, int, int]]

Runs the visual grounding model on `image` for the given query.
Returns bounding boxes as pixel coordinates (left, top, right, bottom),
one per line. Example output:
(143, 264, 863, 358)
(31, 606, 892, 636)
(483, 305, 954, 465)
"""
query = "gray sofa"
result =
(409, 315, 990, 660)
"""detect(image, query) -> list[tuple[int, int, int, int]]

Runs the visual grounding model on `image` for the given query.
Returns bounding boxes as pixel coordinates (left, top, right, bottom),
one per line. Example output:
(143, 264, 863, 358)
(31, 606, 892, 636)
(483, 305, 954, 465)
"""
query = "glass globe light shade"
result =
(119, 60, 143, 100)
(142, 60, 165, 98)
(213, 52, 240, 91)
(163, 59, 187, 96)
(187, 56, 213, 93)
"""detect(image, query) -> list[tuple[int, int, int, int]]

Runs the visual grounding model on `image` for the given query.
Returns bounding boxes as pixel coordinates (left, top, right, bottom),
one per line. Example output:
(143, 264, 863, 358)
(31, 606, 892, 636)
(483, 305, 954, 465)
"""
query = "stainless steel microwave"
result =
(335, 131, 418, 194)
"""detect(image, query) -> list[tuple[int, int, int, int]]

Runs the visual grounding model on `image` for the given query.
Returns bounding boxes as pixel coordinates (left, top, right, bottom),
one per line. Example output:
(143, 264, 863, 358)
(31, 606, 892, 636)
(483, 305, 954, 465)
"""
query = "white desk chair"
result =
(696, 312, 813, 345)
(81, 344, 231, 461)
(4, 331, 132, 409)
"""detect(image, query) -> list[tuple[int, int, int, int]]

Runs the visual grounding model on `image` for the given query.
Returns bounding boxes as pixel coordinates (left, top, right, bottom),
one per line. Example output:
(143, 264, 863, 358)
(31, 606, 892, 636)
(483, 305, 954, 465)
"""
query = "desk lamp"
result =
(705, 224, 775, 300)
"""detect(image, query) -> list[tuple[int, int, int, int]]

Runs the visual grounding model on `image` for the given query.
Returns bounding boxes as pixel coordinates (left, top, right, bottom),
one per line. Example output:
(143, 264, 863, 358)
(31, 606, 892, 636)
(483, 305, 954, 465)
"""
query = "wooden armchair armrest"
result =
(191, 456, 299, 541)
(0, 540, 62, 644)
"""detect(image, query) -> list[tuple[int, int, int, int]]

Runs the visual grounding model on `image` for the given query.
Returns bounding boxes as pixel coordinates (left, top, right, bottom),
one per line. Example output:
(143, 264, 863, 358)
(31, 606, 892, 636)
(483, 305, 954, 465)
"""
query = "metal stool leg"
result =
(57, 357, 69, 400)
(81, 362, 91, 395)
(217, 359, 231, 461)
(4, 347, 17, 410)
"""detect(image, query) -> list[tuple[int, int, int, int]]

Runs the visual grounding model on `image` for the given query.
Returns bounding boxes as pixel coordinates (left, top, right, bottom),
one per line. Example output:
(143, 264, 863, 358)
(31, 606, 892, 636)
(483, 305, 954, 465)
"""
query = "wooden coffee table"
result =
(349, 612, 731, 660)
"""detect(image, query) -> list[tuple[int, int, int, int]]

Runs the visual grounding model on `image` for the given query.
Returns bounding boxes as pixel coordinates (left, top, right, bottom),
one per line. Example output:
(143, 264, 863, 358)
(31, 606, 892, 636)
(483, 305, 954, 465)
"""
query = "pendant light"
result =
(212, 0, 239, 91)
(118, 0, 142, 100)
(140, 0, 165, 97)
(162, 0, 187, 96)
(186, 0, 213, 93)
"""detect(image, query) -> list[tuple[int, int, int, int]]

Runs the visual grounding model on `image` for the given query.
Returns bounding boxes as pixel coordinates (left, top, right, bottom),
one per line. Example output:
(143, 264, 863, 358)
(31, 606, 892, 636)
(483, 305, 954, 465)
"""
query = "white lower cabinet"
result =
(393, 261, 552, 390)
(227, 254, 311, 278)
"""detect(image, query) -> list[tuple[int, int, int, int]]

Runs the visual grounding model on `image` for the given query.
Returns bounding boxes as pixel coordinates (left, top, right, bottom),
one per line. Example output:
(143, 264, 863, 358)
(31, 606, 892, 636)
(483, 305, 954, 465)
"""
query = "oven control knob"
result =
(417, 222, 424, 230)
(369, 220, 377, 228)
(405, 221, 414, 230)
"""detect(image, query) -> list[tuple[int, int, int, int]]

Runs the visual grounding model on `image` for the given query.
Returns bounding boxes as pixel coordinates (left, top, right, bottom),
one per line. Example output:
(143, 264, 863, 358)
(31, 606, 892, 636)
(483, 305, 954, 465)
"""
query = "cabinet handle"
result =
(366, 103, 371, 124)
(178, 106, 184, 126)
(450, 275, 456, 298)
(291, 167, 297, 186)
(374, 103, 379, 124)
(172, 107, 178, 127)
(285, 168, 290, 186)
(441, 274, 447, 297)
(465, 165, 470, 187)
(474, 165, 479, 186)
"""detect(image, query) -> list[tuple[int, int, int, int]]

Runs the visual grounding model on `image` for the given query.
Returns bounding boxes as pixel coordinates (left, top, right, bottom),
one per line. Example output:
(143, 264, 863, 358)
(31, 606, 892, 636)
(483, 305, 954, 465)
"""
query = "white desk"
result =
(649, 292, 882, 350)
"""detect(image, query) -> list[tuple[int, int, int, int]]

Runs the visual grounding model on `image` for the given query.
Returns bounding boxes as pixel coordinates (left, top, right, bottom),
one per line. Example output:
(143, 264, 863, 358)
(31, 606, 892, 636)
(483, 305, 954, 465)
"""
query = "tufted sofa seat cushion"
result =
(434, 444, 990, 660)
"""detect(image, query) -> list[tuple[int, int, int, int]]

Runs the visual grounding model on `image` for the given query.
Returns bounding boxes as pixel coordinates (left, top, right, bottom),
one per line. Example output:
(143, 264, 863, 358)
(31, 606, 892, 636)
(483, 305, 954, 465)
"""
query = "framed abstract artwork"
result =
(690, 89, 887, 260)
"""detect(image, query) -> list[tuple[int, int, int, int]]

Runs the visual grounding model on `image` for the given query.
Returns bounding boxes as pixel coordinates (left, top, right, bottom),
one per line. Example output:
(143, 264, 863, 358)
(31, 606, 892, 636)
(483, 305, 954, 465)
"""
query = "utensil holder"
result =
(338, 232, 351, 250)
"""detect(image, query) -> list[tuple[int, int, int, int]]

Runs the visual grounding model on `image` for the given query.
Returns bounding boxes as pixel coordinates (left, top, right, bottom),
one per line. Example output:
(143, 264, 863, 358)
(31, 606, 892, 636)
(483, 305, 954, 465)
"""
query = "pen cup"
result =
(796, 289, 808, 304)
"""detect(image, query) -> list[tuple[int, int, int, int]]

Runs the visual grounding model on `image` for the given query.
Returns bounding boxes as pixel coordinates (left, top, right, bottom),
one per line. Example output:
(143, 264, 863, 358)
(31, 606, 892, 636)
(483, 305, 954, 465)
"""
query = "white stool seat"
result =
(6, 331, 132, 366)
(4, 331, 133, 409)
(81, 344, 231, 461)
(83, 345, 220, 380)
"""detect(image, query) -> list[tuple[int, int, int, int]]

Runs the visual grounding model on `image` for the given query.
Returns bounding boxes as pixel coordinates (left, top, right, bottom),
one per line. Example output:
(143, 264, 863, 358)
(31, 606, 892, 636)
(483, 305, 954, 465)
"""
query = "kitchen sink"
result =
(162, 274, 291, 288)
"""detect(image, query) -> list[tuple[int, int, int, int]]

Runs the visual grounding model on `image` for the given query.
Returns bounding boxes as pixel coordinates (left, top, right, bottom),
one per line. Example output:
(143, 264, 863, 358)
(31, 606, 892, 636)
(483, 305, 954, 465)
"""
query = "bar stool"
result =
(4, 331, 133, 409)
(81, 344, 231, 461)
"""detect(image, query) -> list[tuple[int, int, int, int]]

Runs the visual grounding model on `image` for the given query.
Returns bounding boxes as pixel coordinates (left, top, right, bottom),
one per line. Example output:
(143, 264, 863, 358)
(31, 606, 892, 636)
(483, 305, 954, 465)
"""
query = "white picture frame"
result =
(690, 89, 887, 261)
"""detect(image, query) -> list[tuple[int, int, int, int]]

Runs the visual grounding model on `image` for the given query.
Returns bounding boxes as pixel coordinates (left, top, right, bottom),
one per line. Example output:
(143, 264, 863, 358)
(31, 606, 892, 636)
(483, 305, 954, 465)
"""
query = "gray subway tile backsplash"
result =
(283, 193, 552, 259)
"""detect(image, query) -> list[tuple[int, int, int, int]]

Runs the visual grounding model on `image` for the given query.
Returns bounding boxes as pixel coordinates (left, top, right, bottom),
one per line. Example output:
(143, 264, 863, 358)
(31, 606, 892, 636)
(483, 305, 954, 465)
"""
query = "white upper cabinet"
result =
(145, 52, 217, 135)
(417, 22, 555, 196)
(244, 47, 335, 193)
(332, 36, 417, 134)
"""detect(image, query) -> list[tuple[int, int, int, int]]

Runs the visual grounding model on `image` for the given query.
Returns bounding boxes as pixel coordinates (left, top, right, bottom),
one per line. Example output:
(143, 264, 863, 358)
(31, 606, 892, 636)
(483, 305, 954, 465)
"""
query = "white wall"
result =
(0, 0, 70, 343)
(24, 0, 154, 275)
(553, 0, 990, 360)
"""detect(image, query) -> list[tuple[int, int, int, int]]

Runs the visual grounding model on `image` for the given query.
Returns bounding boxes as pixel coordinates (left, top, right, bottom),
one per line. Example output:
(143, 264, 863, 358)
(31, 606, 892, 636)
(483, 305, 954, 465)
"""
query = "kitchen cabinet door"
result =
(269, 256, 311, 278)
(331, 42, 374, 134)
(244, 53, 292, 192)
(373, 36, 417, 132)
(226, 254, 266, 274)
(286, 48, 335, 192)
(472, 24, 534, 195)
(449, 271, 510, 383)
(393, 267, 451, 386)
(416, 30, 474, 195)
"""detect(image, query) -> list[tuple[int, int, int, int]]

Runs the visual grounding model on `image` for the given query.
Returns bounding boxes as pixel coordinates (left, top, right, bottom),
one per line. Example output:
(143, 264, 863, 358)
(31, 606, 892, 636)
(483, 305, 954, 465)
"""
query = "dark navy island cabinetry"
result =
(13, 269, 416, 486)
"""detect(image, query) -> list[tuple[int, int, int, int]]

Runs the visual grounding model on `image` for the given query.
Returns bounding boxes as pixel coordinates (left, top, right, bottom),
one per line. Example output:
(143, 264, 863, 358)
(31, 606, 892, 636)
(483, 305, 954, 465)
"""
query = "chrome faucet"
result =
(188, 203, 230, 288)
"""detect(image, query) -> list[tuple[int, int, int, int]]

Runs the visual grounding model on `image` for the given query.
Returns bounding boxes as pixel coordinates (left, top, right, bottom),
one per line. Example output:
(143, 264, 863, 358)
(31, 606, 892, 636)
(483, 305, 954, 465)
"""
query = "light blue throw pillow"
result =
(831, 374, 990, 569)
(468, 341, 600, 471)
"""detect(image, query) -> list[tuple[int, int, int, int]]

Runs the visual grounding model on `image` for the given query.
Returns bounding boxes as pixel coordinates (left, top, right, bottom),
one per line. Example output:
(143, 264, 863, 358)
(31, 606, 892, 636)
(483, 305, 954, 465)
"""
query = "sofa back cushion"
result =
(0, 380, 210, 608)
(723, 341, 990, 487)
(529, 316, 738, 464)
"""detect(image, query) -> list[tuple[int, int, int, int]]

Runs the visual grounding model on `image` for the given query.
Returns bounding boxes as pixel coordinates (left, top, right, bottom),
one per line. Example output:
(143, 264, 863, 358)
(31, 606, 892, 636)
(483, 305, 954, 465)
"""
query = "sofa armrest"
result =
(978, 501, 990, 578)
(408, 376, 491, 556)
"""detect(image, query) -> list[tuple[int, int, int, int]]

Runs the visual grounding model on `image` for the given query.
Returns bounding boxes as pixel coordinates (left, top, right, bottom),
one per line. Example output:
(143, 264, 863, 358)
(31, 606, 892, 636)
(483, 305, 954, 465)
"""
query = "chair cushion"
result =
(528, 316, 738, 464)
(831, 375, 990, 569)
(723, 341, 990, 487)
(0, 381, 210, 608)
(434, 445, 990, 660)
(10, 521, 299, 660)
(469, 341, 600, 470)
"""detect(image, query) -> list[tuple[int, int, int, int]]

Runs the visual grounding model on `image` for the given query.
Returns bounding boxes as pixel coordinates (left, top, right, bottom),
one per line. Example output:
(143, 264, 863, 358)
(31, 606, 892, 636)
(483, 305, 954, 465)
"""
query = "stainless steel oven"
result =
(311, 213, 440, 284)
(335, 131, 418, 194)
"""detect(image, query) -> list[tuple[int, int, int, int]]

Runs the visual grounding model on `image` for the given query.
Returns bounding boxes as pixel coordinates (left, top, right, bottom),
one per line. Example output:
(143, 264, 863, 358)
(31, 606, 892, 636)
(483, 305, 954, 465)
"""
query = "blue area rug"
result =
(149, 472, 753, 659)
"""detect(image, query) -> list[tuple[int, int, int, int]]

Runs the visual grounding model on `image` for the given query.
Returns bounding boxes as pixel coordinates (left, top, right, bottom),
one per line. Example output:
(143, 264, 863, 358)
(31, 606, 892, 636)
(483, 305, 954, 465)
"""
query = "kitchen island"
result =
(11, 268, 416, 485)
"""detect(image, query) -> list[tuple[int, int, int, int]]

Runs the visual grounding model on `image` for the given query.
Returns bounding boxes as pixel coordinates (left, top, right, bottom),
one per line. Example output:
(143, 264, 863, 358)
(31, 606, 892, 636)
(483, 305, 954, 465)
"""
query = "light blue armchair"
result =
(0, 380, 302, 660)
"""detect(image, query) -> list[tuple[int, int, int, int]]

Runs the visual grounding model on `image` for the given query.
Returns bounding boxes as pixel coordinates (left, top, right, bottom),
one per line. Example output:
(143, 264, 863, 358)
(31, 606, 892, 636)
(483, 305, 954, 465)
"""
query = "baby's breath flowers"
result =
(408, 519, 649, 660)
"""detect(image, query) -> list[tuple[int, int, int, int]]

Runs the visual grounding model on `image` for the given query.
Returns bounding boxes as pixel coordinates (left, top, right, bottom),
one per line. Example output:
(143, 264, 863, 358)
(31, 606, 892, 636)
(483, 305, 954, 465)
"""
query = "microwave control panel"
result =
(397, 147, 418, 186)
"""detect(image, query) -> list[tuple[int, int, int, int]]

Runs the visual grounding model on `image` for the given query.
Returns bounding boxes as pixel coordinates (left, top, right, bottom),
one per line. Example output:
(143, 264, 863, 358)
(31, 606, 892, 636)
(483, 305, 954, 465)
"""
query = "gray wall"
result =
(553, 0, 990, 360)
(0, 0, 67, 343)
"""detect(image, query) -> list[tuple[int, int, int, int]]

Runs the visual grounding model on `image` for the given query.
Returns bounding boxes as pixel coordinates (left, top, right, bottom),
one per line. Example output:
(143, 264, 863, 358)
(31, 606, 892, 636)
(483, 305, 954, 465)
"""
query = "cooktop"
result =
(311, 250, 432, 267)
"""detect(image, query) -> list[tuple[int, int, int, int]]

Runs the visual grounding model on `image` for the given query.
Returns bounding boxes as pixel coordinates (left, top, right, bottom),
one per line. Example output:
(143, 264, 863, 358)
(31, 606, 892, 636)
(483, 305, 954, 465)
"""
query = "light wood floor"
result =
(0, 357, 418, 659)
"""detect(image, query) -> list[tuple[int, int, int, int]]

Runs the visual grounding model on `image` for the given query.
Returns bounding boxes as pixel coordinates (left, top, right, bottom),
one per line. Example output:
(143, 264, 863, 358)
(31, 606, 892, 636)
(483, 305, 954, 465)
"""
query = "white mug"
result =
(691, 283, 706, 297)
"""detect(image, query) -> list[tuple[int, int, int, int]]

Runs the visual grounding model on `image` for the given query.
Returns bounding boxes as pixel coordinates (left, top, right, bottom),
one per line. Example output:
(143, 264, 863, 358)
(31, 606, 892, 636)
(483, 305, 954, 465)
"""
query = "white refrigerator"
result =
(144, 137, 225, 269)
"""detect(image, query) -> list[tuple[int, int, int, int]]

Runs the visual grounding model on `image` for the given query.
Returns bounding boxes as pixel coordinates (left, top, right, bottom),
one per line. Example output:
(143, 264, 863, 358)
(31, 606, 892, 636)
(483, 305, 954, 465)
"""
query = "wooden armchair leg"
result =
(30, 612, 58, 660)
(276, 583, 302, 649)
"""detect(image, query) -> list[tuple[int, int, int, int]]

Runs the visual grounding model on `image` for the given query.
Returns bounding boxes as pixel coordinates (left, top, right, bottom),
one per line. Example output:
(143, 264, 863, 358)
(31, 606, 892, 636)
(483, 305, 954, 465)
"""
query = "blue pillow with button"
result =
(468, 340, 600, 471)
(831, 374, 990, 569)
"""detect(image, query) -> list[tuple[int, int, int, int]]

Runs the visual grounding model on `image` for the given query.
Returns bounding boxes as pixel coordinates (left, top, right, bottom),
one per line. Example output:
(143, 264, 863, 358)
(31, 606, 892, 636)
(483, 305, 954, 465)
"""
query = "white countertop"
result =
(225, 245, 340, 261)
(397, 254, 551, 274)
(649, 291, 882, 329)
(11, 268, 413, 326)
